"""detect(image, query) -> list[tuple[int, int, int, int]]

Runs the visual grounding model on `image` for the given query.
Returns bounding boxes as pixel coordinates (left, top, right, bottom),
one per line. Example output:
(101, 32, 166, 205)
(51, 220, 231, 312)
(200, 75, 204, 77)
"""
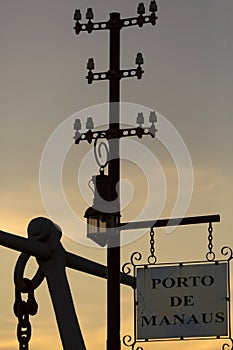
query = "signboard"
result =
(136, 262, 228, 340)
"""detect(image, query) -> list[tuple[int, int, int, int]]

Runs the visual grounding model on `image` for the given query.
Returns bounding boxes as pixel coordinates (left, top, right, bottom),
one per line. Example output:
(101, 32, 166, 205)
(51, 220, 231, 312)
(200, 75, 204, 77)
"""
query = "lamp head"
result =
(87, 58, 95, 70)
(86, 8, 94, 20)
(74, 9, 82, 21)
(137, 112, 144, 125)
(86, 117, 94, 130)
(136, 52, 144, 65)
(149, 0, 158, 12)
(137, 3, 145, 15)
(149, 111, 157, 123)
(74, 118, 81, 130)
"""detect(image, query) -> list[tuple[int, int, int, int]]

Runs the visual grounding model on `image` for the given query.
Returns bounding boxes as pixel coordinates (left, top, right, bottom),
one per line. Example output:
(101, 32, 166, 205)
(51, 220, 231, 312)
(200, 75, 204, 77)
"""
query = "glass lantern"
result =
(84, 169, 119, 246)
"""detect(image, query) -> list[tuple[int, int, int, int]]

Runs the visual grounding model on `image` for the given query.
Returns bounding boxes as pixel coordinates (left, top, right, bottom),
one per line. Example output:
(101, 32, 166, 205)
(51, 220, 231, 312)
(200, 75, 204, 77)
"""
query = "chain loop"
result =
(148, 227, 157, 264)
(14, 278, 38, 350)
(206, 222, 215, 261)
(14, 253, 44, 293)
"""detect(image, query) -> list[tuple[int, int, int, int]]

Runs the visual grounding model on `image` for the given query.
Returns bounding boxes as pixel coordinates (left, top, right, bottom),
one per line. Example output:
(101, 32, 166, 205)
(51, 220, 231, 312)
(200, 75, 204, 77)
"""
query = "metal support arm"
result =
(119, 214, 220, 230)
(66, 252, 135, 288)
(0, 225, 135, 288)
(0, 229, 51, 259)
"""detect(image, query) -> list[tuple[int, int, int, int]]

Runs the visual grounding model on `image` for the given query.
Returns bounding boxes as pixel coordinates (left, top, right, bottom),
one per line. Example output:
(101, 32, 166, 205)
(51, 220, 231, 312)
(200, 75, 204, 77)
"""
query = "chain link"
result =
(208, 222, 213, 253)
(206, 222, 215, 261)
(148, 227, 157, 264)
(13, 278, 38, 350)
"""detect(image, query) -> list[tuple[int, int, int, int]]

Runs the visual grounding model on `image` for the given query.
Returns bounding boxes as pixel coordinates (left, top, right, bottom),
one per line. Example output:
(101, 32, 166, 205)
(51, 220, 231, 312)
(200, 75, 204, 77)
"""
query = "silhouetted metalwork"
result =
(119, 214, 220, 230)
(148, 227, 157, 264)
(0, 2, 230, 350)
(222, 337, 233, 350)
(123, 335, 143, 350)
(14, 278, 38, 350)
(73, 110, 157, 145)
(74, 2, 158, 35)
(0, 217, 135, 350)
(206, 222, 215, 261)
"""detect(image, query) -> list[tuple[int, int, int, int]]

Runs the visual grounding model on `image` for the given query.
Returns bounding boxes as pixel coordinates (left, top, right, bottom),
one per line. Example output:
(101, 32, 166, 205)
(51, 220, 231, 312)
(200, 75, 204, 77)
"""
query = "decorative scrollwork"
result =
(122, 252, 142, 276)
(123, 335, 143, 350)
(94, 133, 109, 169)
(222, 338, 233, 350)
(122, 262, 133, 276)
(130, 252, 142, 266)
(221, 247, 233, 261)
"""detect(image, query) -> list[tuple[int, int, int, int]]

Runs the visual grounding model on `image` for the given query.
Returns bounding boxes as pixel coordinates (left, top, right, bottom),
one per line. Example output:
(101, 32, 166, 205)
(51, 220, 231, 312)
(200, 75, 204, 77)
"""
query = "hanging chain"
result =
(208, 222, 213, 253)
(148, 227, 157, 264)
(206, 222, 215, 261)
(13, 278, 38, 350)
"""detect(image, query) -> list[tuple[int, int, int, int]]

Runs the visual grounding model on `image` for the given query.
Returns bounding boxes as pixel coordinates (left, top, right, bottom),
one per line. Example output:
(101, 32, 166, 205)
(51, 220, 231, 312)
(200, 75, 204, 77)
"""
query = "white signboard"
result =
(136, 263, 228, 340)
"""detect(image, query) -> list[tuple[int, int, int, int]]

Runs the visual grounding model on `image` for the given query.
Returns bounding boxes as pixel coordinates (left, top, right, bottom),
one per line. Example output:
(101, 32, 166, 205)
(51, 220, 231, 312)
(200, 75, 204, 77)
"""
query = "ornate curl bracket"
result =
(221, 247, 233, 350)
(123, 335, 144, 350)
(122, 251, 156, 350)
(122, 250, 157, 278)
(221, 246, 233, 262)
(222, 338, 233, 350)
(122, 227, 157, 278)
(93, 133, 109, 170)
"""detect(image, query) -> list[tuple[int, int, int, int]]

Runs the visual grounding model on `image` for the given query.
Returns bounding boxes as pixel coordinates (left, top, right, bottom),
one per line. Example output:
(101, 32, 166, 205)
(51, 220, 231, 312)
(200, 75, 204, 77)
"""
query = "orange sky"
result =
(0, 0, 233, 349)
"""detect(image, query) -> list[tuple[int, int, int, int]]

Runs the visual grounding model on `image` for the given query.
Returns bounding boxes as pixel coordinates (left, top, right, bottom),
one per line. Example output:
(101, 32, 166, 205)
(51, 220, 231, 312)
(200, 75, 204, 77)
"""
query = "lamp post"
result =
(73, 3, 158, 350)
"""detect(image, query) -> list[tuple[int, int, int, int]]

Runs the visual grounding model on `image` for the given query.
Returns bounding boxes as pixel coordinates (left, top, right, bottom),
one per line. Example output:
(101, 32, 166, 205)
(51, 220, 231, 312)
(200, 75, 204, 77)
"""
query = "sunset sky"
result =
(0, 0, 233, 349)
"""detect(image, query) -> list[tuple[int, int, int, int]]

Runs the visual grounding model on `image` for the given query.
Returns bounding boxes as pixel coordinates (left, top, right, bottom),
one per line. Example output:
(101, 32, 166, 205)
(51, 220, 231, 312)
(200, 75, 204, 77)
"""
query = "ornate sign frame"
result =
(122, 246, 233, 350)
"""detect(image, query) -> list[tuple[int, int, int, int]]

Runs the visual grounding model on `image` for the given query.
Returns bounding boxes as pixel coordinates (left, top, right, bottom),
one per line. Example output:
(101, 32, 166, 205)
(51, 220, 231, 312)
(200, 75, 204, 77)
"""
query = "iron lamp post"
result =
(73, 3, 159, 349)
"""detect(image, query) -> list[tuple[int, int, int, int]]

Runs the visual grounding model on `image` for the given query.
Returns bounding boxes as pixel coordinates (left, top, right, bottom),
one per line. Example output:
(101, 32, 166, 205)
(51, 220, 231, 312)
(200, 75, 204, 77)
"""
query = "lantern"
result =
(84, 169, 119, 246)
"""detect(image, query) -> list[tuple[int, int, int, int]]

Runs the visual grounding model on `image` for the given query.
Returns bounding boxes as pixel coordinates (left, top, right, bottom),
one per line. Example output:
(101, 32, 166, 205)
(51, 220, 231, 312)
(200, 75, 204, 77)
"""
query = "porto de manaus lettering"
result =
(140, 273, 225, 328)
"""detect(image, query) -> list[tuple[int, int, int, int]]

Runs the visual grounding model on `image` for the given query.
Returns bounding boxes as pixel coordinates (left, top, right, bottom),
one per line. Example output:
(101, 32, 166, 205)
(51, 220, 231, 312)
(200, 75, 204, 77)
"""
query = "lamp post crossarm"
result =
(74, 124, 157, 145)
(86, 66, 144, 85)
(121, 13, 158, 28)
(74, 8, 158, 35)
(74, 20, 111, 35)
